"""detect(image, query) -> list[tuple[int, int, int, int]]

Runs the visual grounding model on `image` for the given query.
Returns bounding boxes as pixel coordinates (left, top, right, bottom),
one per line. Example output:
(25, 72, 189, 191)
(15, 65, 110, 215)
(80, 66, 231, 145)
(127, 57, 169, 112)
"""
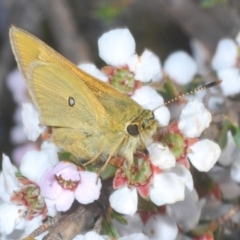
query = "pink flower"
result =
(40, 161, 102, 211)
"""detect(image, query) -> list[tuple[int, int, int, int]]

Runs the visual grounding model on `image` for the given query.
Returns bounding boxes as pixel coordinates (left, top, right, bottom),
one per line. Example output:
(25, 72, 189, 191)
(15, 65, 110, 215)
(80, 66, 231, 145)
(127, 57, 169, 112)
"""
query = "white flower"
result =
(113, 213, 144, 236)
(211, 39, 238, 71)
(6, 69, 28, 103)
(22, 103, 45, 141)
(218, 131, 238, 166)
(143, 214, 178, 240)
(98, 29, 135, 67)
(166, 188, 205, 231)
(231, 157, 240, 183)
(0, 155, 44, 237)
(109, 186, 138, 215)
(217, 68, 240, 96)
(120, 233, 149, 240)
(168, 164, 193, 191)
(164, 51, 197, 85)
(0, 203, 26, 235)
(98, 29, 162, 83)
(73, 231, 110, 240)
(208, 166, 240, 199)
(20, 145, 59, 184)
(178, 100, 212, 138)
(79, 63, 108, 82)
(73, 231, 148, 240)
(131, 86, 170, 126)
(0, 154, 20, 203)
(149, 172, 185, 206)
(148, 143, 176, 170)
(127, 49, 162, 82)
(188, 139, 221, 171)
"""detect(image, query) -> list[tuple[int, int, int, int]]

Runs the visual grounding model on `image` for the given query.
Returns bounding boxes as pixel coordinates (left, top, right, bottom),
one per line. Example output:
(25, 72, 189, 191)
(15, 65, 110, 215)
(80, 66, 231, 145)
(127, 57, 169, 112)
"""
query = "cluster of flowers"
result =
(2, 28, 237, 240)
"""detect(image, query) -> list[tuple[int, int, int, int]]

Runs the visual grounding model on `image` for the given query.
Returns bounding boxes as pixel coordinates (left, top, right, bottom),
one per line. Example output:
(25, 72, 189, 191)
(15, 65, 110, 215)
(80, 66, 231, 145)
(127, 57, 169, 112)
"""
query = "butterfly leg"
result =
(96, 136, 126, 182)
(82, 152, 102, 166)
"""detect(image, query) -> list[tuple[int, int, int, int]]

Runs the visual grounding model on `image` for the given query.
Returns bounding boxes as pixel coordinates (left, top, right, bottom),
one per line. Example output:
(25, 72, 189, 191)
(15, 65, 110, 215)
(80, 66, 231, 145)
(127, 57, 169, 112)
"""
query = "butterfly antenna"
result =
(153, 80, 222, 112)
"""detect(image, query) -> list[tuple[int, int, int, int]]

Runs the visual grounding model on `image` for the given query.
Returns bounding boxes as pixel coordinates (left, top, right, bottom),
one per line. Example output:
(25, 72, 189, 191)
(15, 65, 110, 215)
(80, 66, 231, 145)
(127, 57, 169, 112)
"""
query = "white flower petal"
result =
(217, 67, 240, 96)
(1, 154, 20, 196)
(235, 31, 240, 45)
(6, 69, 27, 103)
(22, 215, 43, 237)
(148, 143, 175, 169)
(110, 186, 138, 215)
(144, 214, 178, 240)
(22, 103, 45, 141)
(178, 100, 212, 138)
(211, 39, 238, 71)
(218, 131, 237, 166)
(41, 141, 59, 166)
(75, 171, 102, 204)
(127, 49, 162, 82)
(73, 231, 109, 240)
(113, 213, 144, 236)
(188, 139, 221, 171)
(119, 233, 149, 240)
(20, 150, 56, 184)
(0, 203, 26, 235)
(168, 164, 193, 190)
(150, 172, 185, 206)
(131, 86, 170, 126)
(10, 124, 27, 144)
(164, 51, 197, 85)
(98, 29, 135, 66)
(78, 63, 108, 82)
(231, 158, 240, 183)
(166, 188, 205, 231)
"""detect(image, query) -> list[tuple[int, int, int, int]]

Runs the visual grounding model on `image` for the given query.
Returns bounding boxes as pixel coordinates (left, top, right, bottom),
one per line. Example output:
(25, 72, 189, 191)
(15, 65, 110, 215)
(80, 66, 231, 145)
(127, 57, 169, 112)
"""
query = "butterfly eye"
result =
(127, 124, 139, 136)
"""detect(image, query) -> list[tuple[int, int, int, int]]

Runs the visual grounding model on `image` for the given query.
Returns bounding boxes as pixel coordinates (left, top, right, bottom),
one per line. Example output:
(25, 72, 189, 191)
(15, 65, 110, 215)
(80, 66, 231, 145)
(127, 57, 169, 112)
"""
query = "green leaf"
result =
(162, 76, 179, 100)
(231, 126, 240, 149)
(101, 216, 120, 239)
(216, 120, 232, 149)
(112, 210, 128, 225)
(100, 164, 118, 180)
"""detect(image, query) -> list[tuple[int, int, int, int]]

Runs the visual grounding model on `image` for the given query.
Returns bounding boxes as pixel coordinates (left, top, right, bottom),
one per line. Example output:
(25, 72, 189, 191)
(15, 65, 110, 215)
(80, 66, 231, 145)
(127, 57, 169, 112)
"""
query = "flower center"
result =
(11, 181, 46, 220)
(56, 174, 79, 190)
(111, 68, 135, 95)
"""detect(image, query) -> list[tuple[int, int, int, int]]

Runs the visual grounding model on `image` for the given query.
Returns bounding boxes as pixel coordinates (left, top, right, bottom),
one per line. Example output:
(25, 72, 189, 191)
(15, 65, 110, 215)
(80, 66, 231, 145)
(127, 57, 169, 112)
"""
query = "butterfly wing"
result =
(9, 26, 143, 128)
(10, 26, 107, 128)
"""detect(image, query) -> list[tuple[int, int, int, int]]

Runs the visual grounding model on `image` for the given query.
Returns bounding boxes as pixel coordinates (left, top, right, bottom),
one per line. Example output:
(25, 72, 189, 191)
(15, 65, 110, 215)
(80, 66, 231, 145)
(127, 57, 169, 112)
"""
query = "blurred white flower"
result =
(143, 214, 178, 240)
(178, 100, 212, 138)
(166, 188, 205, 231)
(211, 38, 240, 96)
(216, 68, 240, 96)
(22, 103, 45, 141)
(98, 28, 162, 83)
(211, 39, 238, 71)
(79, 63, 108, 82)
(110, 186, 138, 215)
(188, 139, 221, 172)
(164, 51, 197, 85)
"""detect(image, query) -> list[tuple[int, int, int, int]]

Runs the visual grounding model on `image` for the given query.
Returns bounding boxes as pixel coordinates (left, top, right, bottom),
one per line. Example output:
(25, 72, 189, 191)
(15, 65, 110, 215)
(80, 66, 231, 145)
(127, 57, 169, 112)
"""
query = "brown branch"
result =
(43, 0, 92, 64)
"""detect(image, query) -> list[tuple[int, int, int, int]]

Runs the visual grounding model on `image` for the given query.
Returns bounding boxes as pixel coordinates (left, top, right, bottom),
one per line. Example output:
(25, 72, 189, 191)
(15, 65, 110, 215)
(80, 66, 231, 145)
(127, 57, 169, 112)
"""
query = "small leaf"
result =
(216, 120, 232, 149)
(101, 216, 120, 239)
(100, 164, 118, 180)
(161, 76, 179, 100)
(231, 126, 240, 149)
(112, 210, 128, 225)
